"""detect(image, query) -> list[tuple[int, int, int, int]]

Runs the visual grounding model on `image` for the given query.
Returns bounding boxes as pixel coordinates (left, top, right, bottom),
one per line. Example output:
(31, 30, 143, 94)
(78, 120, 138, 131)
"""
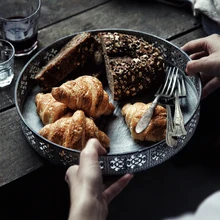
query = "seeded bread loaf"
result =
(35, 32, 102, 90)
(99, 32, 165, 100)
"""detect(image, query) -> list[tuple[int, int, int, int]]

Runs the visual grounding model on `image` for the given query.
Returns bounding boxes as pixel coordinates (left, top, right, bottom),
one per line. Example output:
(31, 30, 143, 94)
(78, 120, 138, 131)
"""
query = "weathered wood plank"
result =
(0, 0, 111, 111)
(0, 56, 31, 111)
(0, 1, 208, 187)
(0, 28, 206, 187)
(0, 108, 43, 186)
(0, 1, 201, 111)
(170, 28, 207, 47)
(39, 0, 111, 28)
(38, 1, 200, 45)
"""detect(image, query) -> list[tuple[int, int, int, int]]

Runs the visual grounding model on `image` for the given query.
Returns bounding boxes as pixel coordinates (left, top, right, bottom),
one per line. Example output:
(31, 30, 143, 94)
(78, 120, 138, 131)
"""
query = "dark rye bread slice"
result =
(99, 32, 165, 100)
(104, 56, 163, 99)
(35, 32, 100, 90)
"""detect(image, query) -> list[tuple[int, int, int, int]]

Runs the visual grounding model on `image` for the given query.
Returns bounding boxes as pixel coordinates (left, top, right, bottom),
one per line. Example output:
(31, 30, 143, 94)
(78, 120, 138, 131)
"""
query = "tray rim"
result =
(14, 28, 202, 170)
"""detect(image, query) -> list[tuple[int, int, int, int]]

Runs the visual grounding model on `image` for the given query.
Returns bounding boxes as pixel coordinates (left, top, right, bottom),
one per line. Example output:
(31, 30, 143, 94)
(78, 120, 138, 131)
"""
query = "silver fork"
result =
(172, 69, 187, 137)
(135, 66, 178, 134)
(166, 104, 177, 147)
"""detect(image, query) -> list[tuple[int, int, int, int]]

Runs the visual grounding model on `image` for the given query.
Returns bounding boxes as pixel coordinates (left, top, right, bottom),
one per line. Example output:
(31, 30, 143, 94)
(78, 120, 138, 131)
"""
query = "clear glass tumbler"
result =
(0, 39, 15, 87)
(0, 0, 41, 57)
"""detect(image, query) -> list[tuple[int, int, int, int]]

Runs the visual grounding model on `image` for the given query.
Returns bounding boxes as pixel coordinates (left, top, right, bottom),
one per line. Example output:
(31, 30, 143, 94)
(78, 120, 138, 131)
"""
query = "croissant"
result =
(51, 75, 115, 119)
(35, 92, 72, 125)
(121, 102, 167, 142)
(38, 110, 110, 151)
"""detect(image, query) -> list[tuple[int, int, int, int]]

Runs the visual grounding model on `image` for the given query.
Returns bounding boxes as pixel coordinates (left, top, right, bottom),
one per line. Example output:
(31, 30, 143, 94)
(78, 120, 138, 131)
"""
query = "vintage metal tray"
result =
(15, 29, 201, 175)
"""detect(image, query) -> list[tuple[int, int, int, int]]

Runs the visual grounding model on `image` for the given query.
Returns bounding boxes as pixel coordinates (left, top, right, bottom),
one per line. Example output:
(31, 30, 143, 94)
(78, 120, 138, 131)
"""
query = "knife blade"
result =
(135, 98, 159, 133)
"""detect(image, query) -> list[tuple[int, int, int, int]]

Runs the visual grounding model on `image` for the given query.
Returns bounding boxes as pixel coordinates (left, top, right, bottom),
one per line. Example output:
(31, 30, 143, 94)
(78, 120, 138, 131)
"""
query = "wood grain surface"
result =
(0, 0, 207, 188)
(3, 1, 220, 220)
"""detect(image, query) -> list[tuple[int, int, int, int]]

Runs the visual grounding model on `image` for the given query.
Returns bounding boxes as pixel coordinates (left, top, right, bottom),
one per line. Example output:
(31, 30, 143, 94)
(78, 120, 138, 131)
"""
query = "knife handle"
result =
(172, 91, 187, 137)
(166, 105, 177, 147)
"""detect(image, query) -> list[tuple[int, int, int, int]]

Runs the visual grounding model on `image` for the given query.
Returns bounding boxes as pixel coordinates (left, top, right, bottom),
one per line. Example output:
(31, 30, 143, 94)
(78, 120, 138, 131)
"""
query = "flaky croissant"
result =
(121, 102, 167, 142)
(35, 92, 72, 125)
(51, 75, 115, 119)
(38, 110, 110, 151)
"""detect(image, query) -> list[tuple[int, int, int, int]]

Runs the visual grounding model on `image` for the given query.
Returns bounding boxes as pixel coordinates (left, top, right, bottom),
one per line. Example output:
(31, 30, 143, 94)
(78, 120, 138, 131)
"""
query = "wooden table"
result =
(1, 1, 220, 219)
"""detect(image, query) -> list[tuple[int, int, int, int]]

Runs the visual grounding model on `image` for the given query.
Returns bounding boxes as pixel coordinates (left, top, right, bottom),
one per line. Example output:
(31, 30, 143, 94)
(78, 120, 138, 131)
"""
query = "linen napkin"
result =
(193, 0, 220, 24)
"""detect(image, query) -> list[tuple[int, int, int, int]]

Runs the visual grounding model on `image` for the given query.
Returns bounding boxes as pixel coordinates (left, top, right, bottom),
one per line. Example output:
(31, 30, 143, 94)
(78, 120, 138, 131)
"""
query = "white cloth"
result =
(193, 0, 220, 24)
(164, 191, 220, 220)
(157, 0, 220, 25)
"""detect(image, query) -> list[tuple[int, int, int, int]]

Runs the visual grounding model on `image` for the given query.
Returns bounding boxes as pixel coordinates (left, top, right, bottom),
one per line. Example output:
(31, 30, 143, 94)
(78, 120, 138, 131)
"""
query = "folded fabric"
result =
(193, 0, 220, 24)
(157, 0, 220, 24)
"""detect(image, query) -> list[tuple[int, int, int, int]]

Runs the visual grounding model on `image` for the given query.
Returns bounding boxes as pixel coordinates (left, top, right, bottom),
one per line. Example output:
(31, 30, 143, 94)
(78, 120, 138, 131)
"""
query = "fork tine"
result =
(177, 76, 181, 95)
(160, 67, 172, 94)
(135, 65, 177, 133)
(155, 67, 171, 95)
(155, 66, 178, 98)
(179, 73, 187, 97)
(155, 83, 163, 95)
(168, 67, 178, 96)
(163, 66, 178, 96)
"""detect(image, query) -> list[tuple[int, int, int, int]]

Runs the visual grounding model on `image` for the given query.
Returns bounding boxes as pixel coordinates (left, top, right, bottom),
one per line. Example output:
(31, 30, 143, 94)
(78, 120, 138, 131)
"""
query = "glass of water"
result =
(0, 0, 41, 57)
(0, 39, 15, 87)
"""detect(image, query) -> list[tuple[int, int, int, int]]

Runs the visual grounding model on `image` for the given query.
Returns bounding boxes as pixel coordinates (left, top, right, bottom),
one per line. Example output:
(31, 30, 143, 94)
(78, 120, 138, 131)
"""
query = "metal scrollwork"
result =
(15, 29, 201, 175)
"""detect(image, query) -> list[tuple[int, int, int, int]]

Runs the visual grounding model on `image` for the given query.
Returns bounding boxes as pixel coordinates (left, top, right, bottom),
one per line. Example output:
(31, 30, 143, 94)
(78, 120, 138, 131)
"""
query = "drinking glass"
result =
(0, 39, 15, 87)
(0, 0, 41, 57)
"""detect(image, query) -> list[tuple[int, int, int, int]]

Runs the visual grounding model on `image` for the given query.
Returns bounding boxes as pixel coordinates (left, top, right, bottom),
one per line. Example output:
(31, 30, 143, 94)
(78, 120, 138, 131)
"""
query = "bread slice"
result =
(99, 32, 165, 100)
(35, 32, 100, 90)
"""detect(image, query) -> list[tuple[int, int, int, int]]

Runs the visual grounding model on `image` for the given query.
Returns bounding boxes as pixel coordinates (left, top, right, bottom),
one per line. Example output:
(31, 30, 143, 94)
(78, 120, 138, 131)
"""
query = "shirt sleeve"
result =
(164, 191, 220, 220)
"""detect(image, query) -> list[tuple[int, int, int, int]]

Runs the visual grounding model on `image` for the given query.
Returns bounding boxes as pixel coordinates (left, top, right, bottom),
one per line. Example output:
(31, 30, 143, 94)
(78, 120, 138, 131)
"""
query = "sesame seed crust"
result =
(99, 32, 165, 100)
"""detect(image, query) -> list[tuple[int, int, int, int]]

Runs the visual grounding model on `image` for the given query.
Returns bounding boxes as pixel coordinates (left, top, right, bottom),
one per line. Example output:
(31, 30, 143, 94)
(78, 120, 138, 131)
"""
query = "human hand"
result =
(181, 34, 220, 99)
(65, 138, 133, 220)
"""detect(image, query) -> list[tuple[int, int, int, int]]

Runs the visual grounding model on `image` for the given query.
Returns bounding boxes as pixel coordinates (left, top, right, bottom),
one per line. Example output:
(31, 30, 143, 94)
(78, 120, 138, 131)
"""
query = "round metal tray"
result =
(15, 29, 201, 175)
